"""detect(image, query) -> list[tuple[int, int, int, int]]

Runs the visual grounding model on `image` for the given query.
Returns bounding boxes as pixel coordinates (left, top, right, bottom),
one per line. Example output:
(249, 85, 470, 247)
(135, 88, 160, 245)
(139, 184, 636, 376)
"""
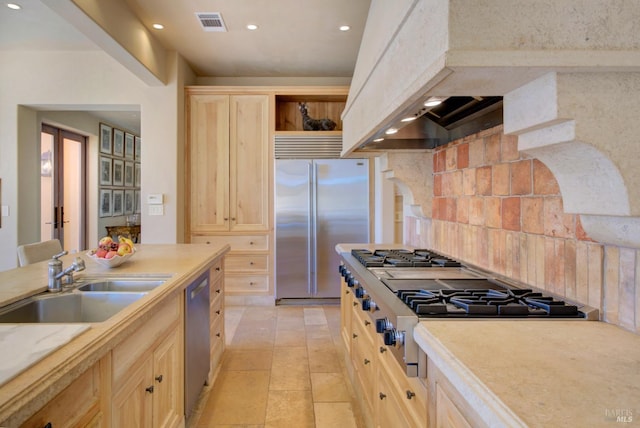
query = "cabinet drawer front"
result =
(24, 362, 102, 427)
(191, 234, 269, 251)
(210, 257, 224, 281)
(225, 254, 269, 272)
(225, 274, 269, 292)
(112, 297, 180, 386)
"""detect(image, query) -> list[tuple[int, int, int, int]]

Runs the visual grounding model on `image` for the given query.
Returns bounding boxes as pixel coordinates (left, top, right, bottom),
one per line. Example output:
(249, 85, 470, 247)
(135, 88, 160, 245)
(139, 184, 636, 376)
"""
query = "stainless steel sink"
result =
(0, 292, 147, 323)
(76, 278, 166, 292)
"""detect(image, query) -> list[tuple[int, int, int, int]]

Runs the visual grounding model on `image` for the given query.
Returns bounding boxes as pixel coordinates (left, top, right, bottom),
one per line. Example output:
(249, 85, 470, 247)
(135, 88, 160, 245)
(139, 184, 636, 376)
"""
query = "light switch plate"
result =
(148, 205, 164, 216)
(147, 194, 163, 205)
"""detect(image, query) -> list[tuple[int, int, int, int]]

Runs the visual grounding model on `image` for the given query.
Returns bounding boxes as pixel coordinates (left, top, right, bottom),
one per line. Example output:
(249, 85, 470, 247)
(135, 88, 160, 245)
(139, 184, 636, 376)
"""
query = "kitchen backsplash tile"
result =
(404, 124, 638, 333)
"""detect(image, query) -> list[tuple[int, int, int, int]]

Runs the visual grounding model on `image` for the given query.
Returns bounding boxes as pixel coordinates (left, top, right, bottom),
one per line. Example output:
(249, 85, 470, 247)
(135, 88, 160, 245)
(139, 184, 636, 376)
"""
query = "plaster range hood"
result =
(361, 96, 503, 151)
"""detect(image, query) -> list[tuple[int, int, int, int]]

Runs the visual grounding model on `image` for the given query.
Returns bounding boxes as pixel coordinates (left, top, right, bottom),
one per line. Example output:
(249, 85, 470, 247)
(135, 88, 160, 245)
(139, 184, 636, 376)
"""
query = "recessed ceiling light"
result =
(247, 24, 258, 30)
(373, 138, 384, 142)
(7, 3, 21, 10)
(385, 128, 398, 135)
(152, 23, 164, 30)
(424, 97, 443, 107)
(401, 116, 417, 122)
(339, 25, 350, 31)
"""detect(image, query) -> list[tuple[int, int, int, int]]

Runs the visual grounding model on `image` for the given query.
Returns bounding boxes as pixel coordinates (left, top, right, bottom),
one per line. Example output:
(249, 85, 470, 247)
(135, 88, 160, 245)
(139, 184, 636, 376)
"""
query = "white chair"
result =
(17, 239, 64, 266)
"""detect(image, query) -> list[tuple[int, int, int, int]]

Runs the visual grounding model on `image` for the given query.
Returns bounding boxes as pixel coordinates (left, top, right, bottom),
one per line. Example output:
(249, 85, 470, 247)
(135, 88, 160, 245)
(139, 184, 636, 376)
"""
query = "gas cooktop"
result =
(350, 249, 462, 268)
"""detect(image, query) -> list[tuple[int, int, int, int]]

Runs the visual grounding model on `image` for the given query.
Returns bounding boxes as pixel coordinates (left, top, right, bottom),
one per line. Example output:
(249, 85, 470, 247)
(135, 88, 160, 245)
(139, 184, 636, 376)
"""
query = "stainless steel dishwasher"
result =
(185, 271, 210, 420)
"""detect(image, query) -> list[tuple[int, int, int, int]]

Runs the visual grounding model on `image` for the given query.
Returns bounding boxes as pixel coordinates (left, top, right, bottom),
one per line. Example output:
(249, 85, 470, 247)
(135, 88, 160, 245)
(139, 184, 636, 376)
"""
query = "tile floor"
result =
(189, 305, 365, 428)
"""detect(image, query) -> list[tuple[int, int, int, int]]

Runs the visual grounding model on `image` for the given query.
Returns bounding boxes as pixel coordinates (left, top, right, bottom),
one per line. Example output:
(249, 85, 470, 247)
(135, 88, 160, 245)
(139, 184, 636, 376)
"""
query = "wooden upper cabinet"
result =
(229, 95, 269, 232)
(187, 93, 269, 233)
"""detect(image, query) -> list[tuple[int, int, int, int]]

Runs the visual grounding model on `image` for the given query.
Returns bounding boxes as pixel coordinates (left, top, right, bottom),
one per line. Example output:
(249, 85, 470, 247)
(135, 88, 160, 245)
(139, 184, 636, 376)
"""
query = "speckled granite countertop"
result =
(415, 320, 640, 427)
(0, 243, 229, 426)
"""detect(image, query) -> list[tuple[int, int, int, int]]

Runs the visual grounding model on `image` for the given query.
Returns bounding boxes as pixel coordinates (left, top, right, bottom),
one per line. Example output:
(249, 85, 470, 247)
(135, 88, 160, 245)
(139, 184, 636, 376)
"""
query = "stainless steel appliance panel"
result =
(275, 160, 313, 298)
(185, 272, 210, 420)
(276, 159, 368, 299)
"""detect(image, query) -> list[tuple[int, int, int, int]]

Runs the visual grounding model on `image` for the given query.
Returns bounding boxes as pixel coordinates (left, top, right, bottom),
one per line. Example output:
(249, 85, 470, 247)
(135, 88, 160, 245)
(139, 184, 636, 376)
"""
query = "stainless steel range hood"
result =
(361, 96, 503, 151)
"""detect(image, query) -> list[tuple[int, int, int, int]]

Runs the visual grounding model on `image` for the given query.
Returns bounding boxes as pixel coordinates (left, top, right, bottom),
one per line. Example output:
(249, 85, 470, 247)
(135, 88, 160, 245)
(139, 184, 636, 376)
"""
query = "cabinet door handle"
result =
(364, 320, 371, 326)
(364, 358, 370, 365)
(44, 423, 52, 428)
(380, 346, 387, 353)
(146, 385, 154, 393)
(224, 217, 229, 221)
(353, 302, 358, 307)
(345, 290, 350, 294)
(406, 390, 416, 400)
(155, 374, 163, 383)
(379, 393, 386, 400)
(352, 333, 358, 339)
(232, 217, 236, 221)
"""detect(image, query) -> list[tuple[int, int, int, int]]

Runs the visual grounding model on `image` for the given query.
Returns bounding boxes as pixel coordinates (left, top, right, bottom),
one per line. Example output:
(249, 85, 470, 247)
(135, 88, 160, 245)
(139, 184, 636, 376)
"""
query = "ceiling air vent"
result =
(195, 12, 227, 32)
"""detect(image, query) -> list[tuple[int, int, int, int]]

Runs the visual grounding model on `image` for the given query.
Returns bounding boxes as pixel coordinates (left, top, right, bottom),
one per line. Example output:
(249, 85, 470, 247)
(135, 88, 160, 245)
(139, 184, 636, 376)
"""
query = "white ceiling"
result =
(0, 0, 371, 132)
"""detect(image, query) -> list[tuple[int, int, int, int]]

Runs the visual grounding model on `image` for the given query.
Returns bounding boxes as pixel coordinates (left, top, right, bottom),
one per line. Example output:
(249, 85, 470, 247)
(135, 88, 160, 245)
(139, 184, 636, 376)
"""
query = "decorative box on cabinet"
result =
(275, 93, 347, 132)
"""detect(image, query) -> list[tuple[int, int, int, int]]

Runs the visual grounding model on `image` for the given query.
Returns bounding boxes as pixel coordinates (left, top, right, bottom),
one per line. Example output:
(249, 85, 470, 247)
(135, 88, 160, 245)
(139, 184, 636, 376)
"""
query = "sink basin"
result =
(0, 292, 147, 323)
(76, 278, 166, 292)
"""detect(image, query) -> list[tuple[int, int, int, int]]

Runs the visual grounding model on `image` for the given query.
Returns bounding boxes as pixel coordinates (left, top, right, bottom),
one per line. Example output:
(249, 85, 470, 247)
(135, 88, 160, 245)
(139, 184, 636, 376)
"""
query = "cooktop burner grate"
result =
(397, 288, 583, 318)
(351, 249, 461, 268)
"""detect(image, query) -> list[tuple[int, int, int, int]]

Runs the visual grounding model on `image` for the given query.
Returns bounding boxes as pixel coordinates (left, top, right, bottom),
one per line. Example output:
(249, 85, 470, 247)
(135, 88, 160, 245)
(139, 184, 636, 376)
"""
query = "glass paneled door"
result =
(41, 125, 86, 252)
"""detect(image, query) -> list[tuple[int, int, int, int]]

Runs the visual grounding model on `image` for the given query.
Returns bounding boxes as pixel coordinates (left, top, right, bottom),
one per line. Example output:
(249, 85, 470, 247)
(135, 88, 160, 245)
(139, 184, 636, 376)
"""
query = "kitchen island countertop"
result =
(0, 243, 229, 425)
(415, 320, 640, 427)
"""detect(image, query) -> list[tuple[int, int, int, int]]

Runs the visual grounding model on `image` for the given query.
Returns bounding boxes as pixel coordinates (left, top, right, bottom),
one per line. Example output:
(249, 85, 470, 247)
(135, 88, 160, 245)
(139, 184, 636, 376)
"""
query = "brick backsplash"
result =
(405, 125, 639, 333)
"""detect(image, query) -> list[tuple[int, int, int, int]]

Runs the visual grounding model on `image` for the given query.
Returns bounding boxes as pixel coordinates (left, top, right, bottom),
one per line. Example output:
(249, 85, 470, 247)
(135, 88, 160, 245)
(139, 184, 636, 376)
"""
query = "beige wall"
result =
(403, 125, 639, 334)
(0, 50, 192, 270)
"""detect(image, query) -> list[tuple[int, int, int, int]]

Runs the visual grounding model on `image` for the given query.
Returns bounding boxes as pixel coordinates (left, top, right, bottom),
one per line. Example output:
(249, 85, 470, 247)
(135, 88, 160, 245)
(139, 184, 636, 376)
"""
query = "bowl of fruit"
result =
(87, 236, 136, 268)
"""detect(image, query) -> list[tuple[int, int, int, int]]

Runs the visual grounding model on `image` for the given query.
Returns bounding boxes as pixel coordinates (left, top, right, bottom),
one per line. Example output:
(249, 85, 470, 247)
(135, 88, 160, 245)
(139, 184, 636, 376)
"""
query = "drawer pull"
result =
(216, 289, 221, 294)
(216, 332, 221, 337)
(406, 390, 416, 400)
(364, 320, 371, 326)
(249, 261, 254, 265)
(379, 393, 386, 400)
(379, 347, 387, 353)
(215, 310, 221, 315)
(345, 290, 350, 294)
(155, 374, 163, 383)
(232, 217, 236, 221)
(146, 385, 154, 393)
(206, 241, 211, 245)
(216, 267, 221, 271)
(364, 358, 370, 365)
(353, 302, 358, 307)
(352, 333, 358, 339)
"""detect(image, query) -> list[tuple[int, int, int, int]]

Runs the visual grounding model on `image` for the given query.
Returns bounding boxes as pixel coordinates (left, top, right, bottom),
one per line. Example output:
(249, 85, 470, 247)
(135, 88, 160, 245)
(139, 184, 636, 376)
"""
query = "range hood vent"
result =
(362, 96, 503, 151)
(195, 12, 227, 32)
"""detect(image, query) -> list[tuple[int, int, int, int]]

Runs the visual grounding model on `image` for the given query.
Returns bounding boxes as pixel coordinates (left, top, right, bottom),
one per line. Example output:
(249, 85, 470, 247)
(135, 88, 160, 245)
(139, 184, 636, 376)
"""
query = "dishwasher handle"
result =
(190, 278, 209, 300)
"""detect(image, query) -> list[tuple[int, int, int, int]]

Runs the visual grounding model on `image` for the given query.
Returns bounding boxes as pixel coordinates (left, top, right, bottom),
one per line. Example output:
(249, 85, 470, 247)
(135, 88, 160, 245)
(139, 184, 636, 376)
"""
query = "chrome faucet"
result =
(48, 251, 85, 292)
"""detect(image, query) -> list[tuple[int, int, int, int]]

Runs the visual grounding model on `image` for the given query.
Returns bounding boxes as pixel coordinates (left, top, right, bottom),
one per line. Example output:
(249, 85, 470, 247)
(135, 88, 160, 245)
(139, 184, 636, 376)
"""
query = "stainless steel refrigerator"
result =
(275, 158, 369, 300)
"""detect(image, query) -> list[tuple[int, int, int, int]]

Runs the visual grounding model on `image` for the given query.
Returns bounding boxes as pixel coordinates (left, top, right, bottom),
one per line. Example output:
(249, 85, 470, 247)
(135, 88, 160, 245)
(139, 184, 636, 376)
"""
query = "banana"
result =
(118, 236, 135, 249)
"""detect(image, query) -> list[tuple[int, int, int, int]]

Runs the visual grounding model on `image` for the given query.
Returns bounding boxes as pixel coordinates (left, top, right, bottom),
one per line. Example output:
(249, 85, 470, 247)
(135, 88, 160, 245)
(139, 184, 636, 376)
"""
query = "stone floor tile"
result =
(222, 348, 273, 371)
(314, 402, 359, 428)
(264, 390, 315, 428)
(310, 372, 352, 402)
(200, 370, 270, 425)
(275, 329, 307, 347)
(304, 307, 328, 325)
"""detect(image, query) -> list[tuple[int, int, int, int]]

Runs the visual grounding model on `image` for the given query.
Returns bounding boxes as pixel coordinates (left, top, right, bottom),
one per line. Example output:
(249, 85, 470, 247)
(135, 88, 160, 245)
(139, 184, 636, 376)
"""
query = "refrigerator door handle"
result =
(307, 162, 314, 296)
(310, 161, 318, 296)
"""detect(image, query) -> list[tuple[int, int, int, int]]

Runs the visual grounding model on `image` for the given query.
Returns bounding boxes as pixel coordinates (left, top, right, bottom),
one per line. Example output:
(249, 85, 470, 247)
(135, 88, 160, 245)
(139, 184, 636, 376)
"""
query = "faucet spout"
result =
(48, 255, 84, 292)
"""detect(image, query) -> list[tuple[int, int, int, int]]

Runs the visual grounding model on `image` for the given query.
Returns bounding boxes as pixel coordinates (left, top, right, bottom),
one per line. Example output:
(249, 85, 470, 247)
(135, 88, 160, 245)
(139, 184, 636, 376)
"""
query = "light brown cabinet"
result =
(23, 357, 109, 428)
(340, 280, 428, 428)
(186, 93, 269, 233)
(111, 297, 183, 428)
(209, 258, 225, 382)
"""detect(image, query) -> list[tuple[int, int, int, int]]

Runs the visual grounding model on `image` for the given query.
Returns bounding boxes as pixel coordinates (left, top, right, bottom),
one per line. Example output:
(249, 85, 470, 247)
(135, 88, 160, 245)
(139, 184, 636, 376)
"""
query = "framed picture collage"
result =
(99, 123, 141, 218)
